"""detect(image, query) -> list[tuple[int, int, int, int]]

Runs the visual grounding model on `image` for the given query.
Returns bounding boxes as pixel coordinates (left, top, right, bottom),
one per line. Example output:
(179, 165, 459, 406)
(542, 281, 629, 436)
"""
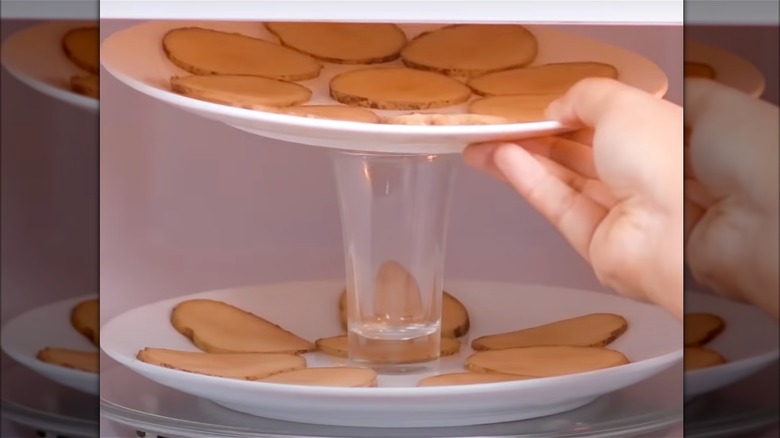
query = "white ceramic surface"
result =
(1, 295, 99, 396)
(685, 39, 766, 97)
(100, 280, 682, 428)
(684, 291, 779, 401)
(0, 21, 98, 112)
(99, 21, 668, 154)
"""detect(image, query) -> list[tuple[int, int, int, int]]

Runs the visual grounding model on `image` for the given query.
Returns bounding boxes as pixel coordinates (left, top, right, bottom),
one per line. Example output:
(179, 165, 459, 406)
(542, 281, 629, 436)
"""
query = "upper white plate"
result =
(685, 39, 765, 98)
(684, 291, 779, 401)
(0, 295, 99, 395)
(101, 280, 682, 428)
(1, 20, 98, 112)
(100, 21, 668, 154)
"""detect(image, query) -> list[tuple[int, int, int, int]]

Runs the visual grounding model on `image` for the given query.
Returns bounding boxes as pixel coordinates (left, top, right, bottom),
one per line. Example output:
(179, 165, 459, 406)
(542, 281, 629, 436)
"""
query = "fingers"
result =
(492, 144, 607, 261)
(462, 142, 508, 183)
(515, 137, 598, 180)
(684, 78, 780, 204)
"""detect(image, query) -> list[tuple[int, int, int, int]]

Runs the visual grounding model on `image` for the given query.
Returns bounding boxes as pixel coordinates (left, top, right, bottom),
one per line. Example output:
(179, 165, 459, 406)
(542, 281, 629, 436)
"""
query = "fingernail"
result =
(545, 98, 563, 119)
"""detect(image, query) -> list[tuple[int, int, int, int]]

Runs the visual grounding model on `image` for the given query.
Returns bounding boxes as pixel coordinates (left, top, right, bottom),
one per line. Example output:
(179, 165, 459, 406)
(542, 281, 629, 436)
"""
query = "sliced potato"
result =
(281, 105, 379, 123)
(62, 26, 99, 74)
(170, 75, 311, 109)
(136, 347, 305, 380)
(338, 289, 470, 338)
(468, 94, 560, 123)
(382, 113, 510, 126)
(316, 334, 461, 358)
(471, 313, 628, 351)
(466, 346, 630, 377)
(265, 22, 407, 64)
(401, 24, 538, 78)
(685, 61, 716, 79)
(70, 298, 99, 347)
(260, 366, 377, 387)
(330, 67, 471, 110)
(36, 348, 98, 373)
(70, 75, 99, 99)
(684, 346, 726, 371)
(684, 313, 725, 347)
(468, 62, 619, 96)
(162, 27, 322, 81)
(417, 372, 533, 387)
(373, 260, 424, 322)
(171, 299, 314, 354)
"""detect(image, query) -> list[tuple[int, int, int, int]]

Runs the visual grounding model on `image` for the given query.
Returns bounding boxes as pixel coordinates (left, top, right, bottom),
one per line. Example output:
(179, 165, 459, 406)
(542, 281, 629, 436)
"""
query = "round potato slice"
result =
(684, 346, 726, 371)
(260, 367, 378, 387)
(685, 61, 716, 79)
(280, 105, 380, 123)
(401, 24, 538, 78)
(170, 75, 312, 110)
(417, 372, 533, 387)
(468, 62, 619, 96)
(62, 26, 99, 74)
(163, 27, 322, 81)
(330, 67, 471, 110)
(70, 75, 99, 99)
(684, 313, 725, 347)
(265, 22, 407, 64)
(466, 346, 629, 377)
(468, 94, 561, 123)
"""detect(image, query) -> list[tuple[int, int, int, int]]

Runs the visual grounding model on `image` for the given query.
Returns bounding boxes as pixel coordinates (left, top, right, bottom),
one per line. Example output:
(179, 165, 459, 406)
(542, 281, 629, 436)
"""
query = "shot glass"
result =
(331, 151, 457, 372)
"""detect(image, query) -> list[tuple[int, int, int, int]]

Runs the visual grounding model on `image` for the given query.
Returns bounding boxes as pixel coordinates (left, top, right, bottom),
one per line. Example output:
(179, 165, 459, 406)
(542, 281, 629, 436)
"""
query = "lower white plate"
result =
(100, 280, 682, 428)
(0, 295, 99, 395)
(100, 21, 668, 154)
(1, 21, 98, 112)
(684, 291, 779, 401)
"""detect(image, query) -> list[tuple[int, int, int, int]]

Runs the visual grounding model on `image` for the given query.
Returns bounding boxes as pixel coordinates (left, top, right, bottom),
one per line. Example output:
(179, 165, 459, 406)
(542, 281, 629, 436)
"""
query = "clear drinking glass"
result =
(331, 151, 457, 372)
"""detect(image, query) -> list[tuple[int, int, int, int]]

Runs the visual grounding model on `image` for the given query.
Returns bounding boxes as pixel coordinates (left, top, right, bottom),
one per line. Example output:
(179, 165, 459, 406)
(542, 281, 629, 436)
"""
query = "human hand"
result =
(463, 78, 684, 319)
(685, 78, 779, 320)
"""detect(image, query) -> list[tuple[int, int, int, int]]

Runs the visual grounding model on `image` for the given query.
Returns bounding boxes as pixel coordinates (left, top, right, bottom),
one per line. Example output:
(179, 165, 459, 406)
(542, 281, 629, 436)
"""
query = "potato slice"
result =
(260, 366, 378, 387)
(373, 260, 424, 322)
(417, 372, 533, 387)
(70, 75, 99, 99)
(162, 27, 322, 81)
(315, 334, 461, 358)
(281, 105, 379, 123)
(330, 67, 471, 110)
(137, 347, 305, 380)
(171, 299, 314, 354)
(71, 298, 99, 347)
(265, 22, 407, 64)
(468, 62, 619, 97)
(62, 26, 99, 74)
(338, 289, 470, 338)
(170, 75, 311, 109)
(401, 24, 538, 78)
(382, 113, 510, 126)
(471, 313, 628, 351)
(685, 61, 716, 79)
(684, 346, 726, 371)
(36, 348, 98, 373)
(466, 346, 630, 377)
(468, 94, 560, 123)
(684, 313, 725, 347)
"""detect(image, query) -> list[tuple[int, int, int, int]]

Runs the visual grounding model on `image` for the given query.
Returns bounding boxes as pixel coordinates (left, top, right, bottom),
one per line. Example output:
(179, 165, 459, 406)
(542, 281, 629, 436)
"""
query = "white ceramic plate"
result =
(685, 40, 765, 97)
(100, 280, 682, 428)
(100, 21, 668, 154)
(1, 295, 99, 395)
(1, 21, 98, 112)
(684, 291, 779, 401)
